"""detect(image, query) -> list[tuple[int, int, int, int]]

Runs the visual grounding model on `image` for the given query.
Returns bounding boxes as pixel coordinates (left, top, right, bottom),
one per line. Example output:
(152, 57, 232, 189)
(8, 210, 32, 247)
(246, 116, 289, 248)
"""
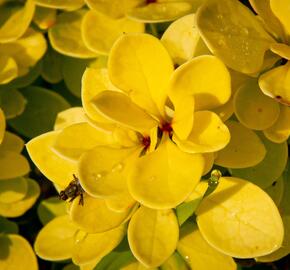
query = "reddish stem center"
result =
(146, 0, 157, 3)
(142, 136, 151, 150)
(160, 122, 173, 134)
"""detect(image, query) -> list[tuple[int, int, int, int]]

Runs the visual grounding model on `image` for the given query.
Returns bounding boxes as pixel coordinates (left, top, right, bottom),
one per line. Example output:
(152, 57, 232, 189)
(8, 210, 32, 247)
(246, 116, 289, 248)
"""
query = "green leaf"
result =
(8, 86, 70, 138)
(176, 199, 201, 226)
(0, 216, 18, 234)
(0, 89, 26, 119)
(37, 197, 67, 225)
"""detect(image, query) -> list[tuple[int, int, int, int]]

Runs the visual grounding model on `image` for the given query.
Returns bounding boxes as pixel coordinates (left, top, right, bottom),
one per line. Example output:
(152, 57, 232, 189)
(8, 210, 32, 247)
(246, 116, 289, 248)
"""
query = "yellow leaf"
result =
(0, 56, 18, 85)
(212, 97, 234, 122)
(196, 177, 284, 258)
(177, 223, 236, 270)
(270, 0, 290, 37)
(171, 95, 194, 140)
(105, 192, 136, 213)
(33, 6, 57, 30)
(26, 131, 78, 188)
(215, 121, 266, 168)
(234, 79, 280, 130)
(54, 107, 87, 131)
(161, 13, 210, 65)
(0, 177, 27, 203)
(0, 0, 35, 43)
(34, 0, 84, 10)
(257, 215, 290, 262)
(264, 104, 290, 143)
(231, 134, 288, 188)
(270, 43, 290, 60)
(127, 2, 193, 23)
(108, 33, 174, 117)
(168, 55, 231, 111)
(82, 10, 144, 55)
(34, 215, 79, 261)
(0, 131, 24, 153)
(78, 145, 138, 197)
(72, 225, 125, 265)
(249, 0, 285, 39)
(0, 234, 38, 270)
(259, 61, 290, 106)
(0, 151, 30, 180)
(0, 28, 47, 77)
(0, 178, 40, 217)
(85, 0, 143, 19)
(49, 10, 97, 58)
(174, 111, 230, 154)
(128, 206, 179, 267)
(128, 138, 204, 209)
(53, 122, 115, 161)
(70, 195, 135, 233)
(196, 0, 274, 74)
(0, 108, 5, 144)
(92, 91, 158, 133)
(81, 67, 119, 124)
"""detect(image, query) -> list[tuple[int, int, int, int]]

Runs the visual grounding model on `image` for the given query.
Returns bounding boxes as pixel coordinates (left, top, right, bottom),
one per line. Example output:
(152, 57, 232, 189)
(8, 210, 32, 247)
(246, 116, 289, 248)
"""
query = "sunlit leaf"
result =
(49, 10, 98, 58)
(196, 0, 274, 74)
(26, 131, 78, 188)
(37, 197, 67, 225)
(196, 177, 284, 258)
(127, 2, 193, 23)
(168, 55, 231, 111)
(0, 0, 35, 43)
(0, 151, 30, 180)
(34, 215, 79, 261)
(161, 14, 210, 65)
(174, 111, 230, 154)
(177, 222, 236, 269)
(54, 107, 87, 131)
(259, 62, 290, 106)
(128, 138, 204, 209)
(0, 234, 38, 270)
(128, 206, 179, 267)
(234, 79, 280, 130)
(215, 121, 266, 168)
(70, 195, 135, 233)
(82, 10, 144, 55)
(108, 33, 174, 116)
(72, 225, 126, 265)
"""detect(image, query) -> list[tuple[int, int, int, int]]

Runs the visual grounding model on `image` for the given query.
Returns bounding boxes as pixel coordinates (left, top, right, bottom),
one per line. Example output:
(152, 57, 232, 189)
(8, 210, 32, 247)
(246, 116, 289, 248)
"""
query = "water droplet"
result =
(185, 255, 189, 260)
(112, 163, 124, 173)
(218, 39, 226, 47)
(241, 28, 249, 35)
(148, 176, 156, 182)
(74, 230, 87, 244)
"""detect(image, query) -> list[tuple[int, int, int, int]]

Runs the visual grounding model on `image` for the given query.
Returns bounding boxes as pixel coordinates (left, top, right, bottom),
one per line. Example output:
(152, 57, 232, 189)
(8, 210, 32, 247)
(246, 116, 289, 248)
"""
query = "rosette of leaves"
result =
(194, 0, 290, 144)
(27, 32, 285, 269)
